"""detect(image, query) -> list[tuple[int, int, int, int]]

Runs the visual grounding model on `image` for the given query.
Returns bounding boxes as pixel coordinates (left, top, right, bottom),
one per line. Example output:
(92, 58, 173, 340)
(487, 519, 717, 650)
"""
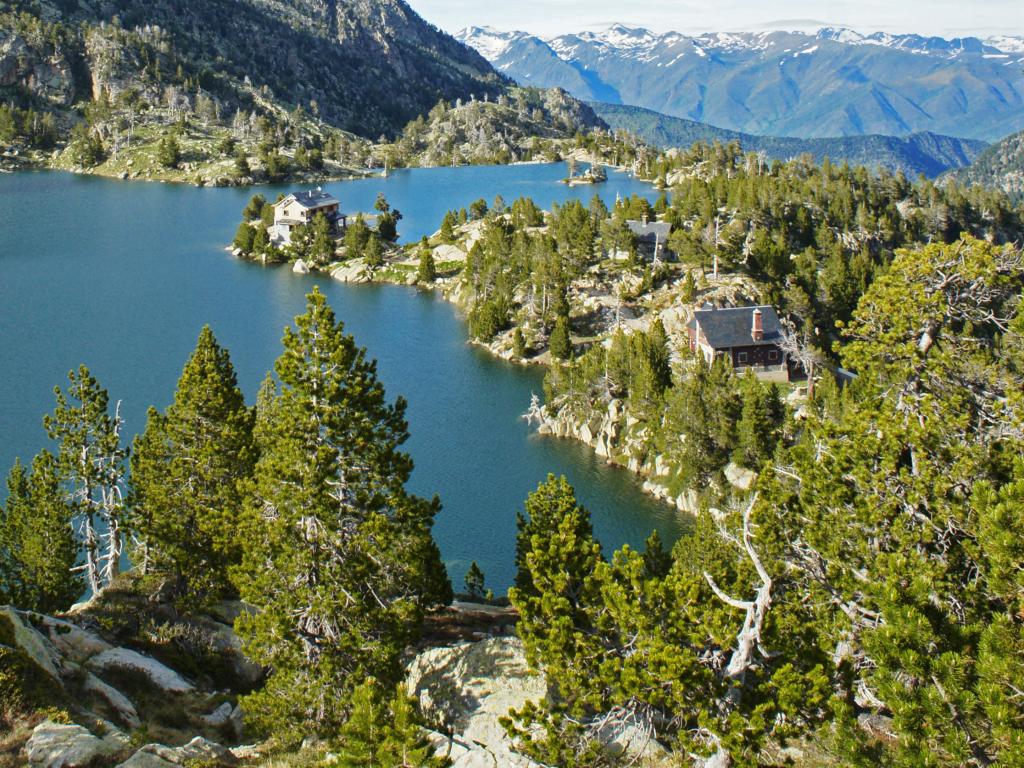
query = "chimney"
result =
(751, 308, 764, 341)
(641, 213, 648, 227)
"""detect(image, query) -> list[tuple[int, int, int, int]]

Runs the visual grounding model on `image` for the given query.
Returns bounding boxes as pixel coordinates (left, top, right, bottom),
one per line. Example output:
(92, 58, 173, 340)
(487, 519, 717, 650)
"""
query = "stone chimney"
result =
(641, 213, 648, 227)
(751, 308, 764, 341)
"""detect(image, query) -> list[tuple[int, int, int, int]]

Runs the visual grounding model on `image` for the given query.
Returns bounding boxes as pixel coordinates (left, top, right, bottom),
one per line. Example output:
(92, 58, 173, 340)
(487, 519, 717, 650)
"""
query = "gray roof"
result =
(626, 219, 672, 242)
(276, 190, 340, 209)
(690, 305, 784, 349)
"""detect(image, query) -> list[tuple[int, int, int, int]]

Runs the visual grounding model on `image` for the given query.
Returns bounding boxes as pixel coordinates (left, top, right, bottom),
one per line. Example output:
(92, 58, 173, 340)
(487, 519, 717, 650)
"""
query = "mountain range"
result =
(0, 0, 507, 139)
(456, 24, 1024, 142)
(591, 102, 987, 178)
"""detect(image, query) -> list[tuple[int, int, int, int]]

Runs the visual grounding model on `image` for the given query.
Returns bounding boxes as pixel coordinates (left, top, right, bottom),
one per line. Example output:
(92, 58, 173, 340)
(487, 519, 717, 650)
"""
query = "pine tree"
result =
(308, 212, 335, 267)
(549, 316, 572, 360)
(130, 327, 256, 606)
(417, 249, 437, 283)
(364, 234, 384, 269)
(232, 222, 255, 255)
(1, 454, 82, 612)
(464, 561, 485, 599)
(733, 373, 781, 469)
(234, 288, 451, 741)
(334, 680, 449, 768)
(439, 211, 456, 243)
(44, 367, 127, 596)
(512, 327, 526, 359)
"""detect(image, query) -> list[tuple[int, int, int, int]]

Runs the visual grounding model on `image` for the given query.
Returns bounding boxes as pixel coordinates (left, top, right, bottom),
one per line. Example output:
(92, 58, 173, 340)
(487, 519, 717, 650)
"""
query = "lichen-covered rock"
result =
(331, 259, 370, 283)
(406, 637, 545, 768)
(39, 615, 112, 664)
(0, 607, 62, 680)
(124, 737, 237, 766)
(86, 648, 194, 693)
(24, 721, 124, 768)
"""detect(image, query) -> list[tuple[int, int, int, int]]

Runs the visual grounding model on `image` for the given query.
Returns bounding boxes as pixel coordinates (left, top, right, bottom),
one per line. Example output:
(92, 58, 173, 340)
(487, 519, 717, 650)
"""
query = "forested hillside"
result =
(592, 102, 987, 178)
(0, 0, 504, 138)
(947, 129, 1024, 199)
(0, 1, 610, 184)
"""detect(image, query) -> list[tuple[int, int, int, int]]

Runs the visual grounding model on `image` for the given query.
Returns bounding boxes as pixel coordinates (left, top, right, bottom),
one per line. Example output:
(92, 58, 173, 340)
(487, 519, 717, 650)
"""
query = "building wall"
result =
(730, 343, 784, 369)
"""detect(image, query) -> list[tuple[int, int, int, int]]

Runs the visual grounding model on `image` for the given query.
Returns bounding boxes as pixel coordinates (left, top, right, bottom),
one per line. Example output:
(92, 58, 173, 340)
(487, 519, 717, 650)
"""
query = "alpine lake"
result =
(0, 162, 689, 592)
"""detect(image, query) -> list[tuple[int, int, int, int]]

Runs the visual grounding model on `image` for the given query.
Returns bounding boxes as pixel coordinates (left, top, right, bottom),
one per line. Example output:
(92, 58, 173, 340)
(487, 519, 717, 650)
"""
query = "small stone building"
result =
(687, 305, 790, 382)
(270, 189, 346, 246)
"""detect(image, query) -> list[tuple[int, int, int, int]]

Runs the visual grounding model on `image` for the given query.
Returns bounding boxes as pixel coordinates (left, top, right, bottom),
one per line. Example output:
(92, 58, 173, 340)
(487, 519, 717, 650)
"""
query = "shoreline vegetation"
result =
(228, 140, 1024, 517)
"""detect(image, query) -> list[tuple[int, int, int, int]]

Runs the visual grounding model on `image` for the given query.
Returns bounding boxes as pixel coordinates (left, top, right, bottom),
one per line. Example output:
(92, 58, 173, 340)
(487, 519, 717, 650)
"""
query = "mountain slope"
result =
(457, 25, 1024, 141)
(946, 129, 1024, 198)
(1, 0, 507, 139)
(592, 102, 987, 178)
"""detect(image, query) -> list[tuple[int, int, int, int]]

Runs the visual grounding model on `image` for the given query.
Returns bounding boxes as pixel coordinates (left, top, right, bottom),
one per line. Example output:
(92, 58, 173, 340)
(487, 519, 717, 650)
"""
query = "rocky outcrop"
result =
(0, 31, 75, 106)
(25, 721, 127, 768)
(86, 648, 195, 694)
(406, 636, 673, 767)
(331, 259, 371, 283)
(406, 637, 545, 768)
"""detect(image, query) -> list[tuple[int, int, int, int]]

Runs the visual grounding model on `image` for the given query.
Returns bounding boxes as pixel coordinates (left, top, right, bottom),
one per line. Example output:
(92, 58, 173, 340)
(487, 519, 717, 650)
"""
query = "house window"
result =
(768, 350, 778, 362)
(737, 352, 748, 364)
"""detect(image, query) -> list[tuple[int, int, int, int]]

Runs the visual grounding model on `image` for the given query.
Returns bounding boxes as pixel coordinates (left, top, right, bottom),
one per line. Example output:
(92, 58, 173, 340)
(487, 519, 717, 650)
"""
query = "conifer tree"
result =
(333, 680, 449, 768)
(234, 288, 451, 740)
(1, 453, 82, 612)
(364, 234, 384, 269)
(130, 326, 256, 606)
(308, 212, 335, 267)
(417, 249, 437, 283)
(549, 316, 572, 360)
(44, 367, 127, 596)
(463, 561, 485, 599)
(510, 476, 604, 696)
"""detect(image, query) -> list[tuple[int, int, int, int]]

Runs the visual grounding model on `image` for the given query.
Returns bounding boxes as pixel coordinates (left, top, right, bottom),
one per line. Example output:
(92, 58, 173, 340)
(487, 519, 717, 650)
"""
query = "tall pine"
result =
(234, 287, 451, 741)
(130, 326, 256, 606)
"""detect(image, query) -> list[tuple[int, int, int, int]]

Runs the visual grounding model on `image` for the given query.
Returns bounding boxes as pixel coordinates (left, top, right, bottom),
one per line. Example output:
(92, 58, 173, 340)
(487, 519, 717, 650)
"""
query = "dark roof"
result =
(277, 190, 340, 209)
(626, 220, 672, 242)
(690, 305, 784, 349)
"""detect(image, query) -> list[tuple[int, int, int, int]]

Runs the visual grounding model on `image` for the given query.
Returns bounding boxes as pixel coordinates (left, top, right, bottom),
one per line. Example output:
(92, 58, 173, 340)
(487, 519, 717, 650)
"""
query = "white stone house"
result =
(269, 189, 346, 246)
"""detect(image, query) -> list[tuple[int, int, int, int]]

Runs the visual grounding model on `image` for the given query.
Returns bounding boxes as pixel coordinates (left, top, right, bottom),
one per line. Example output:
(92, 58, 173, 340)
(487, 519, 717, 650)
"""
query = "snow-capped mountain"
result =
(455, 24, 1024, 141)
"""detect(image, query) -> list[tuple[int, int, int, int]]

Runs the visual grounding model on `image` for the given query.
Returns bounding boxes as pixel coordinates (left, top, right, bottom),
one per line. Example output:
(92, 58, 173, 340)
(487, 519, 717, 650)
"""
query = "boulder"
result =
(592, 719, 671, 763)
(40, 615, 111, 664)
(432, 243, 467, 263)
(83, 672, 141, 729)
(116, 752, 176, 768)
(406, 637, 545, 768)
(199, 701, 233, 728)
(0, 607, 62, 680)
(25, 721, 124, 768)
(292, 259, 310, 274)
(127, 737, 237, 766)
(86, 648, 194, 693)
(724, 462, 757, 492)
(331, 260, 369, 284)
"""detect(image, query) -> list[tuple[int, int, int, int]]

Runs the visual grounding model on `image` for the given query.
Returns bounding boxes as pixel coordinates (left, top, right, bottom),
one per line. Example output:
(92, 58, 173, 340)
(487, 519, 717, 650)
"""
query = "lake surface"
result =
(0, 163, 687, 592)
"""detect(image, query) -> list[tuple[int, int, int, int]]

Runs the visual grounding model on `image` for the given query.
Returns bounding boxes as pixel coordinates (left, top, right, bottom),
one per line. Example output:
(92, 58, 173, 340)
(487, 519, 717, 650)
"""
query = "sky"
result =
(407, 0, 1024, 38)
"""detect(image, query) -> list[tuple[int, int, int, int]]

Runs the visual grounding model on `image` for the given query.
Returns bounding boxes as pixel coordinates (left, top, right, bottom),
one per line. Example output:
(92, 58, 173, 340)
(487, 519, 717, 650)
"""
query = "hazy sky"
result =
(407, 0, 1024, 38)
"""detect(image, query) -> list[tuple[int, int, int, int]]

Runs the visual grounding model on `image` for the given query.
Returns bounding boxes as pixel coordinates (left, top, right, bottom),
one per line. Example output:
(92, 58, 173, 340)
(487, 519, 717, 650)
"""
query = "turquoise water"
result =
(0, 164, 687, 592)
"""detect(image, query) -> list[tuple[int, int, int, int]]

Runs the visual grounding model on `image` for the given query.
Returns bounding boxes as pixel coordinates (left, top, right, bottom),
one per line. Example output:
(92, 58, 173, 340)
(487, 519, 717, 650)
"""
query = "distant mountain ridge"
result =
(456, 24, 1024, 141)
(592, 102, 987, 178)
(946, 129, 1024, 199)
